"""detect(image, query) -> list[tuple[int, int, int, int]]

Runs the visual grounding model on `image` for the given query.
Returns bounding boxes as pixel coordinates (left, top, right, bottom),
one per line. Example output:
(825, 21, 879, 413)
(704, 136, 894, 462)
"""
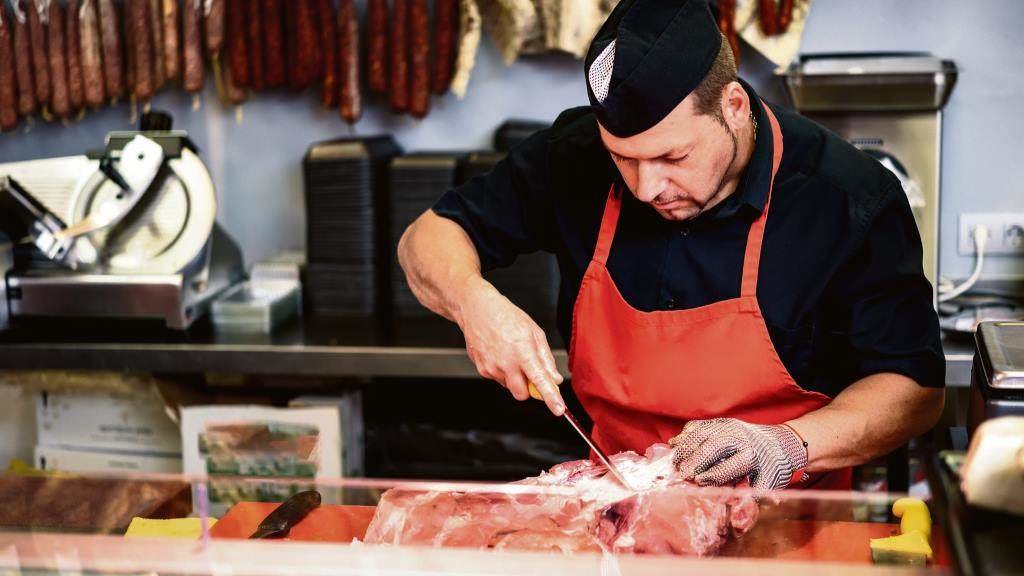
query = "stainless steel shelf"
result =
(0, 316, 971, 385)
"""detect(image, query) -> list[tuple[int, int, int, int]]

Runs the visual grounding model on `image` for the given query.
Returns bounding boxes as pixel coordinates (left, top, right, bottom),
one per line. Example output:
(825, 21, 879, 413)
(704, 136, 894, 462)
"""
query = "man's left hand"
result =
(669, 418, 809, 490)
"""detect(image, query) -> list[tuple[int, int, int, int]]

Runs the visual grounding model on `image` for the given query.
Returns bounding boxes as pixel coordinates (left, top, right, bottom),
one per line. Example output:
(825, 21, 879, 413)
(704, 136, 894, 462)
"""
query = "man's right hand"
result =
(454, 276, 566, 416)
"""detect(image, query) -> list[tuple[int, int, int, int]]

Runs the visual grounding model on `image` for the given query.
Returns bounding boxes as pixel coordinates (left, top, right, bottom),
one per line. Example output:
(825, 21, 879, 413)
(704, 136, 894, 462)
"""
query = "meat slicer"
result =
(0, 112, 244, 330)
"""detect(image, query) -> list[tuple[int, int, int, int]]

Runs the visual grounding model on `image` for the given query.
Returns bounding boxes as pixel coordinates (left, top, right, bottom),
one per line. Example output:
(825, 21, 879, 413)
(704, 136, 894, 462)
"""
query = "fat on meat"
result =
(363, 443, 758, 556)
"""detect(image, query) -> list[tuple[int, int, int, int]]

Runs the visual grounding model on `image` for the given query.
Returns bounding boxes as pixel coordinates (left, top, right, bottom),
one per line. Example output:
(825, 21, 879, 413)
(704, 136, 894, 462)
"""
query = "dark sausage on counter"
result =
(97, 0, 123, 100)
(367, 0, 387, 94)
(0, 4, 18, 130)
(247, 0, 264, 90)
(316, 0, 337, 108)
(227, 0, 249, 87)
(262, 0, 285, 87)
(79, 0, 105, 108)
(27, 0, 50, 108)
(431, 0, 456, 95)
(65, 0, 83, 112)
(182, 0, 204, 92)
(389, 0, 409, 113)
(408, 0, 429, 119)
(12, 1, 36, 117)
(338, 0, 360, 123)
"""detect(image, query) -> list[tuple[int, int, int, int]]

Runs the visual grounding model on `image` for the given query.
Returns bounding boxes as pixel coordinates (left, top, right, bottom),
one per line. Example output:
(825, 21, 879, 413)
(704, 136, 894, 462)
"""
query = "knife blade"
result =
(528, 382, 634, 491)
(248, 490, 322, 539)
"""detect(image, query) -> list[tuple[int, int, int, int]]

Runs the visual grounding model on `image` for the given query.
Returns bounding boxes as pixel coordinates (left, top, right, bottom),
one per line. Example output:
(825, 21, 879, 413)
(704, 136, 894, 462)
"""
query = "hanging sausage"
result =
(389, 0, 409, 113)
(97, 0, 123, 101)
(337, 0, 360, 123)
(65, 0, 83, 113)
(408, 0, 429, 119)
(0, 3, 18, 130)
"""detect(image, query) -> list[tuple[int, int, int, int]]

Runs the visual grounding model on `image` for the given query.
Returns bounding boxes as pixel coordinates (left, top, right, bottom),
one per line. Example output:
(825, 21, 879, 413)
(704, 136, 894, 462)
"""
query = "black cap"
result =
(585, 0, 722, 138)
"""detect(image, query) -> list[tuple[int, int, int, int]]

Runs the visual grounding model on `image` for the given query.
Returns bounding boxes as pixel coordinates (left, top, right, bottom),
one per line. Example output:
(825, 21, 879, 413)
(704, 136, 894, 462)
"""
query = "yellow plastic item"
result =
(869, 498, 933, 566)
(124, 517, 219, 539)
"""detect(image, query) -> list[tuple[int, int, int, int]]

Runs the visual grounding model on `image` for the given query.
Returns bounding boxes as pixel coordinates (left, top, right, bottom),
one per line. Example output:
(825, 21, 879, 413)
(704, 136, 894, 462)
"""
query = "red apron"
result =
(570, 103, 851, 490)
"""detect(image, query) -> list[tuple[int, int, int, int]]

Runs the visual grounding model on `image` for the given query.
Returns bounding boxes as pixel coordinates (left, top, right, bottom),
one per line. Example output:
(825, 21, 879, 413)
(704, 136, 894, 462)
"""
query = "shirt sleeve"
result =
(823, 182, 946, 388)
(431, 129, 557, 272)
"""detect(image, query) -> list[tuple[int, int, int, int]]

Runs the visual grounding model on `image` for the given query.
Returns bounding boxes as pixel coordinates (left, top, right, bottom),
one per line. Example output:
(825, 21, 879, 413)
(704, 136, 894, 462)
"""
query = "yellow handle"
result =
(893, 498, 931, 540)
(527, 382, 543, 401)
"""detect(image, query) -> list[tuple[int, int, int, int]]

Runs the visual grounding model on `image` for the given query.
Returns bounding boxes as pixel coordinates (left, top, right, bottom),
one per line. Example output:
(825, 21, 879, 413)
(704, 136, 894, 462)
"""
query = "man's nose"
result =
(635, 160, 667, 203)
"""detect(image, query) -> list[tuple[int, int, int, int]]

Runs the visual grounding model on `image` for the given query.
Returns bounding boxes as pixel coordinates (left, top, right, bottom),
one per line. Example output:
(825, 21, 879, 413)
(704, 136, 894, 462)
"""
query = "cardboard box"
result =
(36, 390, 182, 455)
(35, 445, 183, 474)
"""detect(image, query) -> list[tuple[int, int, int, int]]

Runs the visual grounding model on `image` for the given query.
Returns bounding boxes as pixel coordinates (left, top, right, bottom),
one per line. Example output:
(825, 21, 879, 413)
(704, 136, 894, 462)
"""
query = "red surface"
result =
(210, 502, 376, 542)
(212, 502, 949, 567)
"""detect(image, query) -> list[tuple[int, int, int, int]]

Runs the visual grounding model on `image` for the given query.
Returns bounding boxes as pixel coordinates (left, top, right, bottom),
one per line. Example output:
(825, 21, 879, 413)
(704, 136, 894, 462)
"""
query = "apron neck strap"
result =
(592, 184, 623, 266)
(740, 101, 784, 298)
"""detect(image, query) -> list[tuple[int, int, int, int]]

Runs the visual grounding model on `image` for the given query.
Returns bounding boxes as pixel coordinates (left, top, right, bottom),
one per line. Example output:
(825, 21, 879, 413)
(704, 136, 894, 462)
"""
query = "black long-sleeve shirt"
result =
(433, 82, 945, 398)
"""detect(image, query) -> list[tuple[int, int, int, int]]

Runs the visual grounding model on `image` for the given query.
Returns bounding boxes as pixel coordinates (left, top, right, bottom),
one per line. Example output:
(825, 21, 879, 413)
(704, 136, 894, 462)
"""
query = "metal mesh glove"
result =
(669, 418, 809, 490)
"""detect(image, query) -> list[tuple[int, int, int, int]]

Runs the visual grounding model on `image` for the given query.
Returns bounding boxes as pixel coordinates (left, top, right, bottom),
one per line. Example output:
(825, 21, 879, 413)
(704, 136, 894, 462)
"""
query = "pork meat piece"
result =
(363, 443, 758, 556)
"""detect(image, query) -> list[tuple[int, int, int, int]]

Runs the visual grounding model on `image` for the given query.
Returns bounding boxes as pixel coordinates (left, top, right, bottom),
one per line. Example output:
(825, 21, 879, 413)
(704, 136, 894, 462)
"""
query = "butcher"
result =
(397, 0, 945, 490)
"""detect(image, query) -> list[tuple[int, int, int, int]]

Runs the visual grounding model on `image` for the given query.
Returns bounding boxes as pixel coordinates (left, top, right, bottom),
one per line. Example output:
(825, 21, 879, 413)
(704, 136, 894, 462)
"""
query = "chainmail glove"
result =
(669, 418, 809, 490)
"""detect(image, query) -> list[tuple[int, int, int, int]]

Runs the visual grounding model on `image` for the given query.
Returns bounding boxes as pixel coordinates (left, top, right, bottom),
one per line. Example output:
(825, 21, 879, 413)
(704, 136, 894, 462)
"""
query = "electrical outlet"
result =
(959, 213, 1024, 255)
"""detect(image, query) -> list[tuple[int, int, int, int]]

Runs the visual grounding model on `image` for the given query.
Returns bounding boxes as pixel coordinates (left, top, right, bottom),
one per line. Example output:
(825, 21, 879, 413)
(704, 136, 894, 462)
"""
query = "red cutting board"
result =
(210, 504, 949, 566)
(210, 502, 376, 542)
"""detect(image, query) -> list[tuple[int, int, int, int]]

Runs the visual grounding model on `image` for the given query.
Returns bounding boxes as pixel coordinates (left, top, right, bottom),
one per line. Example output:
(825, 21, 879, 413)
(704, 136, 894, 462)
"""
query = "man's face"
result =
(599, 88, 745, 222)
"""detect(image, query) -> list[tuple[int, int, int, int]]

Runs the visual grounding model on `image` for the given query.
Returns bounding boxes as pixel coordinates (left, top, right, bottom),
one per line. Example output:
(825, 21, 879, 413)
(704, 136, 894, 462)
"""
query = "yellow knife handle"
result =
(528, 382, 543, 401)
(892, 498, 932, 539)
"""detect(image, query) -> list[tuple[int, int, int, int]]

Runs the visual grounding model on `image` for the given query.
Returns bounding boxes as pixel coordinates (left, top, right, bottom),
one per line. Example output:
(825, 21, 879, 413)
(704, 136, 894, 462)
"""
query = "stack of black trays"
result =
(302, 136, 401, 318)
(388, 152, 467, 317)
(457, 152, 560, 325)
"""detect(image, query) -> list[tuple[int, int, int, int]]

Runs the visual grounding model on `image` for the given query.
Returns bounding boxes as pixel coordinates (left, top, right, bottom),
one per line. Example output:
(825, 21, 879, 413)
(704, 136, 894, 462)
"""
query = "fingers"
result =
(670, 419, 722, 465)
(533, 330, 564, 386)
(523, 360, 566, 416)
(504, 369, 531, 401)
(694, 447, 756, 486)
(676, 433, 743, 479)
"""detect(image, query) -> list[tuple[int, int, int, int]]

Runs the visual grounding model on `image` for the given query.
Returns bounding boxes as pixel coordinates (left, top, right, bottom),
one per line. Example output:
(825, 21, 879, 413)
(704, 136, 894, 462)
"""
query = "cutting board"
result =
(210, 503, 947, 565)
(209, 502, 376, 542)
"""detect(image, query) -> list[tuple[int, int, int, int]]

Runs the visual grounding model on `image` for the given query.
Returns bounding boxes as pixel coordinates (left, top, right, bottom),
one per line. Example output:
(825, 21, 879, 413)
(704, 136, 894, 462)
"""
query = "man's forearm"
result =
(786, 373, 945, 472)
(397, 210, 486, 324)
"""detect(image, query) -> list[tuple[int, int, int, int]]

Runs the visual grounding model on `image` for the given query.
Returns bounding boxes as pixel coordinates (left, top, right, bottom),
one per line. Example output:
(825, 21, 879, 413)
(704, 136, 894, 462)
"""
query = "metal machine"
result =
(0, 112, 243, 330)
(969, 321, 1024, 435)
(779, 53, 958, 298)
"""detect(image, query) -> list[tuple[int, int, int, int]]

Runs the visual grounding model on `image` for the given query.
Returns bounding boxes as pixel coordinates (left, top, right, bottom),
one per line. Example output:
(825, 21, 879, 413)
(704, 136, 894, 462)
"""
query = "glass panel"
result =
(0, 472, 951, 575)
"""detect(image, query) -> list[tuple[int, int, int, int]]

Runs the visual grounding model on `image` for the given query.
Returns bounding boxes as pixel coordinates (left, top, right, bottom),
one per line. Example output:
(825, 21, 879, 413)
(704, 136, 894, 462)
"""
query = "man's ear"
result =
(720, 81, 751, 131)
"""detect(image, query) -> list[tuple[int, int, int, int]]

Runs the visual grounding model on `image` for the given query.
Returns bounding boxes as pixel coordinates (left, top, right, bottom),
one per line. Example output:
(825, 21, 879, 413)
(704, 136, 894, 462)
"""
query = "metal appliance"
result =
(778, 53, 958, 298)
(0, 112, 243, 329)
(968, 321, 1024, 435)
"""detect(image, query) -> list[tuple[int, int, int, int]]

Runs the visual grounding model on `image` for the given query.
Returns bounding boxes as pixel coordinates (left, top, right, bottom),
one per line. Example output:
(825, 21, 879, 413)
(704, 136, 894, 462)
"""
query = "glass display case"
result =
(0, 471, 951, 575)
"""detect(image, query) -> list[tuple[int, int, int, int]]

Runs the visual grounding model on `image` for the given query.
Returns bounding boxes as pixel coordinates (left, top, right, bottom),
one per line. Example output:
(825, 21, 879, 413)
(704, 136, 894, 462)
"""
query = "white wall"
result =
(1, 0, 1021, 281)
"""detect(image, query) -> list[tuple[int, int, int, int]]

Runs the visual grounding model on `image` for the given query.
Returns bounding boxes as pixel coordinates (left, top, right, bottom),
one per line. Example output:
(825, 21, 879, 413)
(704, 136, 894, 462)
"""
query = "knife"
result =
(528, 383, 634, 491)
(248, 490, 322, 539)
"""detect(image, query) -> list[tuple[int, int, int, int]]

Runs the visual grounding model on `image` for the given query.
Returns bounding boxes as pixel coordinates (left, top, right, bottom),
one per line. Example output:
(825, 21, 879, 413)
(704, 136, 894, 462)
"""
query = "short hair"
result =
(692, 34, 738, 121)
